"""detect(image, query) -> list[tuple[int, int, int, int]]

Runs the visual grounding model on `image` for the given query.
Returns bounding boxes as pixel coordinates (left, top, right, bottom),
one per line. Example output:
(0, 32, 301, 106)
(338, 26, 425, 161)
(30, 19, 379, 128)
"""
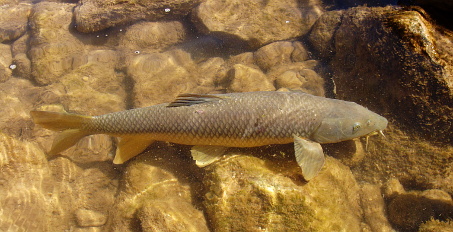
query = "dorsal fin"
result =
(167, 93, 226, 107)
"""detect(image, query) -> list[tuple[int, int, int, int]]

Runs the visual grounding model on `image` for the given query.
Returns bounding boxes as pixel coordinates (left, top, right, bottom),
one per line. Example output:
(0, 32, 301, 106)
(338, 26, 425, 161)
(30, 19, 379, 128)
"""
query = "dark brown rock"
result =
(311, 6, 453, 144)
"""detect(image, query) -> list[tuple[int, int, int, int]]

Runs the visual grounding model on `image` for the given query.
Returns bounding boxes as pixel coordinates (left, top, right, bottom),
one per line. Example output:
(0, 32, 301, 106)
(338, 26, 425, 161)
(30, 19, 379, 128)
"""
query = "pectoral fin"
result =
(191, 145, 228, 167)
(293, 136, 325, 181)
(113, 136, 154, 164)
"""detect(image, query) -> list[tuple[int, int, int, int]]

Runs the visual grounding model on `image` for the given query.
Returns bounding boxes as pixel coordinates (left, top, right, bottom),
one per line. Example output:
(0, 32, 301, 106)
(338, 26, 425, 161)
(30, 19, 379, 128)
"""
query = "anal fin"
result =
(191, 145, 228, 167)
(113, 136, 154, 164)
(293, 135, 325, 181)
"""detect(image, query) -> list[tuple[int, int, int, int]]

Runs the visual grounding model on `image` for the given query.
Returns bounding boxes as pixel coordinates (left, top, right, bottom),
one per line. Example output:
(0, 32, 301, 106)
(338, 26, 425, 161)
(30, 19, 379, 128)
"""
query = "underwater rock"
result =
(353, 124, 453, 198)
(315, 6, 453, 144)
(128, 49, 212, 107)
(254, 41, 294, 72)
(0, 2, 32, 42)
(386, 182, 453, 231)
(48, 52, 126, 115)
(75, 209, 107, 227)
(119, 21, 187, 54)
(74, 0, 200, 33)
(360, 184, 394, 232)
(0, 133, 56, 231)
(193, 0, 324, 48)
(195, 57, 226, 92)
(228, 64, 275, 92)
(29, 2, 85, 85)
(307, 10, 343, 60)
(0, 78, 39, 139)
(0, 43, 12, 83)
(11, 34, 31, 79)
(291, 41, 311, 63)
(268, 61, 325, 96)
(107, 149, 209, 232)
(419, 219, 453, 232)
(203, 155, 364, 231)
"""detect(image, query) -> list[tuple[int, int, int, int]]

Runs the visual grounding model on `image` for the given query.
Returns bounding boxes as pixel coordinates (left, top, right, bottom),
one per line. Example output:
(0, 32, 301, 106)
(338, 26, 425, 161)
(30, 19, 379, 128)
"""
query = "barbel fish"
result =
(31, 91, 388, 180)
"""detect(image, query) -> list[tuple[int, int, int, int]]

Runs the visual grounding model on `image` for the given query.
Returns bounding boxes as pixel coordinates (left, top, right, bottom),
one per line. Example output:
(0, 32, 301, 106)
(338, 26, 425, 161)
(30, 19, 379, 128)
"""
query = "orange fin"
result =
(113, 136, 154, 164)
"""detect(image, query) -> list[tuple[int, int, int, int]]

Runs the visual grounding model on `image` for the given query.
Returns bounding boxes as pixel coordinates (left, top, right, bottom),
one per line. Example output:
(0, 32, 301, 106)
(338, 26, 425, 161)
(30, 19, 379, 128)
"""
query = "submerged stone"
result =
(203, 155, 364, 231)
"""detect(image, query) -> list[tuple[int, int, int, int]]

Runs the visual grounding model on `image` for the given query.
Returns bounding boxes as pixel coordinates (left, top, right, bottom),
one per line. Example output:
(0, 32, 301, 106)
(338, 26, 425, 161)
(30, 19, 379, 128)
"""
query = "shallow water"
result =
(1, 0, 453, 231)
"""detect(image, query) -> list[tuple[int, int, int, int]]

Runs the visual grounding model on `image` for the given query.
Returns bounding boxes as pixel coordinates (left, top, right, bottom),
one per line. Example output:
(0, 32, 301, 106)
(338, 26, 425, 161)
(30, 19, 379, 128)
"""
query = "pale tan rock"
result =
(74, 0, 201, 33)
(419, 219, 453, 232)
(0, 133, 56, 231)
(119, 21, 187, 54)
(29, 2, 85, 85)
(193, 0, 323, 48)
(254, 41, 294, 72)
(203, 155, 363, 231)
(228, 64, 275, 92)
(383, 178, 406, 199)
(55, 60, 126, 115)
(291, 41, 310, 62)
(75, 209, 107, 227)
(128, 49, 199, 107)
(194, 57, 225, 92)
(269, 62, 325, 96)
(11, 34, 31, 79)
(360, 184, 394, 232)
(0, 43, 12, 82)
(107, 149, 208, 231)
(0, 78, 39, 139)
(0, 3, 32, 42)
(138, 200, 209, 232)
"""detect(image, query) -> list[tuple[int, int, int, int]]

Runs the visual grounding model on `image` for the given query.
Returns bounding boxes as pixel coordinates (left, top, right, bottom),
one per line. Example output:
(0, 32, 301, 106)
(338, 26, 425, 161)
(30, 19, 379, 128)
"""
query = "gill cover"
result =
(310, 102, 388, 143)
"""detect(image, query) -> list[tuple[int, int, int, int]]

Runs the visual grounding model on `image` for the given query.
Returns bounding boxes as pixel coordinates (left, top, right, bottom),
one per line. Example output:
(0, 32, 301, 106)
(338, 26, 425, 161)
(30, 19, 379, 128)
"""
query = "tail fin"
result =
(30, 111, 93, 155)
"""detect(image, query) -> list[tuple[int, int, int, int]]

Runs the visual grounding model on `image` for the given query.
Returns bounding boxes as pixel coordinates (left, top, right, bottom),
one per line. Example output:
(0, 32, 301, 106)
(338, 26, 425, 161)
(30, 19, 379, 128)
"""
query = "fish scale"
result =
(31, 91, 388, 180)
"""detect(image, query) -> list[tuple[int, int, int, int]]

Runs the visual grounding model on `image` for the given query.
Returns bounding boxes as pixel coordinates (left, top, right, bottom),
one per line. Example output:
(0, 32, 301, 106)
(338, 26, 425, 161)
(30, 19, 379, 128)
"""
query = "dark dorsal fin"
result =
(167, 93, 226, 107)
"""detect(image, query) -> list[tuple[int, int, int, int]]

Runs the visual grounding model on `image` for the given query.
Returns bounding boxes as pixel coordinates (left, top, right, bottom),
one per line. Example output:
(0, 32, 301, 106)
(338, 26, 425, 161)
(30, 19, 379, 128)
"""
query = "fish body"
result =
(31, 91, 388, 180)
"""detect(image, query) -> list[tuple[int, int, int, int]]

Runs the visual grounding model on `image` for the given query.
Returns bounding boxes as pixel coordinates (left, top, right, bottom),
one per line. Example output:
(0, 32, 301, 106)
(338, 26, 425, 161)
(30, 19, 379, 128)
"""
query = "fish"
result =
(30, 91, 388, 181)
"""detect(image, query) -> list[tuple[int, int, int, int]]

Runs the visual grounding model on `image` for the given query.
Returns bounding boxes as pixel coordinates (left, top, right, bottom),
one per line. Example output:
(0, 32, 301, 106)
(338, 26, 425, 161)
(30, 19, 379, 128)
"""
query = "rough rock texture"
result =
(107, 149, 209, 232)
(419, 219, 453, 232)
(228, 64, 275, 92)
(118, 21, 187, 54)
(268, 61, 325, 96)
(0, 43, 12, 83)
(11, 33, 32, 79)
(74, 0, 201, 33)
(360, 184, 394, 232)
(353, 124, 453, 197)
(127, 49, 212, 107)
(384, 178, 453, 231)
(0, 78, 39, 139)
(29, 2, 85, 85)
(203, 154, 364, 231)
(309, 6, 453, 144)
(0, 133, 55, 231)
(0, 3, 32, 42)
(193, 0, 324, 48)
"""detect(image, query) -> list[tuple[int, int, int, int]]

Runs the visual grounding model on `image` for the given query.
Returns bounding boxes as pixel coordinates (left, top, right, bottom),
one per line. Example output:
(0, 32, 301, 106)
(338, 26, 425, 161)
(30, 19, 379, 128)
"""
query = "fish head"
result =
(310, 101, 388, 143)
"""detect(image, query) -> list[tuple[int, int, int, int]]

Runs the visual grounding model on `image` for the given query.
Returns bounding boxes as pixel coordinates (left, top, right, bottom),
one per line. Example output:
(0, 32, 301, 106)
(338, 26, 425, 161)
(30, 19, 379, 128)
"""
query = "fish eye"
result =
(352, 122, 361, 133)
(366, 119, 372, 126)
